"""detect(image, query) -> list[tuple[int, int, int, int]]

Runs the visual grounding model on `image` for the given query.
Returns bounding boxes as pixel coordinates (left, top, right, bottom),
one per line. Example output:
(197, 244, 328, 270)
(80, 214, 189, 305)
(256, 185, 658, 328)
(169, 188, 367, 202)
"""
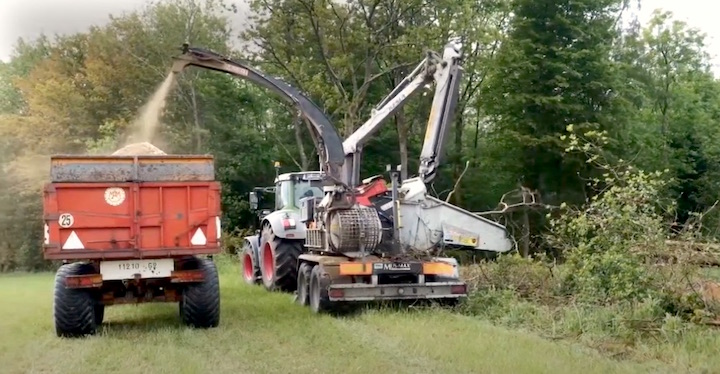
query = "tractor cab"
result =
(272, 171, 325, 211)
(249, 170, 325, 216)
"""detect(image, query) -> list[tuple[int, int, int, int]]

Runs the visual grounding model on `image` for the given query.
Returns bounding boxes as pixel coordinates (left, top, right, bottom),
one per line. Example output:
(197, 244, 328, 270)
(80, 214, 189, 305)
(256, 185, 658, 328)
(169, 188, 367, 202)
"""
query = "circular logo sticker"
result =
(104, 187, 126, 206)
(58, 213, 74, 228)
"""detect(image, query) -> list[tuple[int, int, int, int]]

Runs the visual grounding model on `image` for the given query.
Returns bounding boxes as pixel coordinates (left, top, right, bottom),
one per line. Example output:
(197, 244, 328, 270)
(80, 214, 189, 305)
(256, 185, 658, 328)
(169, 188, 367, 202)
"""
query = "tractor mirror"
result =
(249, 191, 259, 210)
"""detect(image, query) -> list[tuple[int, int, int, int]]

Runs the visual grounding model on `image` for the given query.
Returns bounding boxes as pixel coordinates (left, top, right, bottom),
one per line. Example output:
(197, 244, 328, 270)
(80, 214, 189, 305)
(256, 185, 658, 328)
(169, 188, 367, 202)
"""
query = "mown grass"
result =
(0, 255, 695, 374)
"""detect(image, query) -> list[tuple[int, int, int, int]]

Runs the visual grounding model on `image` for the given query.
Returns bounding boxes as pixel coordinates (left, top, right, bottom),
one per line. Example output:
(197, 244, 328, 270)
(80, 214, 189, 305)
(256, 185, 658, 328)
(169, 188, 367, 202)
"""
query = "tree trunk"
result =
(520, 209, 530, 257)
(396, 108, 409, 181)
(190, 82, 202, 152)
(293, 116, 309, 170)
(451, 114, 465, 204)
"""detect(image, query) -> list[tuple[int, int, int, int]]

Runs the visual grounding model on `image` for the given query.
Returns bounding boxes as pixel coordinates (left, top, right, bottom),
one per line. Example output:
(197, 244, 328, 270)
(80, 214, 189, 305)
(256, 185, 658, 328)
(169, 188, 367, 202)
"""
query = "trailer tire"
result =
(309, 265, 333, 314)
(241, 241, 260, 285)
(180, 258, 221, 329)
(53, 263, 98, 338)
(296, 262, 312, 306)
(94, 303, 105, 325)
(260, 224, 302, 292)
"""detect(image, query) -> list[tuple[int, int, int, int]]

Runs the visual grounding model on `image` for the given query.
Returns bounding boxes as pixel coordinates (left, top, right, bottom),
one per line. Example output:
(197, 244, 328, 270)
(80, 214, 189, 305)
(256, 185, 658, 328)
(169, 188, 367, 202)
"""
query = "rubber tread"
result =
(181, 258, 221, 328)
(241, 241, 261, 285)
(53, 263, 98, 338)
(309, 265, 333, 314)
(260, 225, 303, 292)
(94, 304, 105, 325)
(296, 262, 312, 305)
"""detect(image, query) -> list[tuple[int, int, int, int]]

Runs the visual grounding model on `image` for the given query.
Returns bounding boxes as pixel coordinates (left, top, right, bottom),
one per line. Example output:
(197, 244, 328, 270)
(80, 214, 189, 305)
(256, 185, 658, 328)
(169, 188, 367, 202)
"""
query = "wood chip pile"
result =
(111, 142, 167, 156)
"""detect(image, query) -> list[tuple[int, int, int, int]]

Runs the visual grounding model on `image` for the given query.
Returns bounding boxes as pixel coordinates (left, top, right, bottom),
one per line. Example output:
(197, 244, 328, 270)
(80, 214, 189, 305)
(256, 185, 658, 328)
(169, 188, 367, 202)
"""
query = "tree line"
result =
(1, 0, 719, 271)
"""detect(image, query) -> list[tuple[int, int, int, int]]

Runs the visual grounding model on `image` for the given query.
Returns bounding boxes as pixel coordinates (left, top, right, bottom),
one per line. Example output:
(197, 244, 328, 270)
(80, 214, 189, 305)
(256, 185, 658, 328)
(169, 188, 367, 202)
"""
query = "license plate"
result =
(99, 258, 174, 280)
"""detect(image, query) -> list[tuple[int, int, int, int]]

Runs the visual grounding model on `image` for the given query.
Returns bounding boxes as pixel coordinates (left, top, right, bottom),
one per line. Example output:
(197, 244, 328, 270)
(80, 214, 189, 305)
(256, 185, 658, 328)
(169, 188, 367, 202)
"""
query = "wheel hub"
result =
(243, 253, 254, 280)
(262, 242, 274, 282)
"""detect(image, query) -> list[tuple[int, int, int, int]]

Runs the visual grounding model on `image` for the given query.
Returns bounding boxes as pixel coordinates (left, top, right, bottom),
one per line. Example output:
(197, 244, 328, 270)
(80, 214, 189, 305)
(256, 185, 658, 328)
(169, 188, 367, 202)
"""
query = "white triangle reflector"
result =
(190, 228, 207, 246)
(62, 231, 85, 250)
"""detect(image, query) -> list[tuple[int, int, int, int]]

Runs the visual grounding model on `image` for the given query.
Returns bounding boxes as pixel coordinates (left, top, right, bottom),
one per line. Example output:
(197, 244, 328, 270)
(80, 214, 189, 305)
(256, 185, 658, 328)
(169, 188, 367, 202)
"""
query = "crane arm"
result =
(341, 41, 463, 186)
(418, 42, 462, 184)
(170, 45, 346, 183)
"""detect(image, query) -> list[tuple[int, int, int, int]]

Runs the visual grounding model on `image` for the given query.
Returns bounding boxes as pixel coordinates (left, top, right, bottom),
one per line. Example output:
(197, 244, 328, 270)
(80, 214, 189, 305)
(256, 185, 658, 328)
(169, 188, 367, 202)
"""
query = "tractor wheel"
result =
(53, 262, 99, 338)
(296, 262, 312, 306)
(241, 241, 260, 285)
(309, 264, 333, 314)
(180, 257, 221, 329)
(259, 224, 303, 292)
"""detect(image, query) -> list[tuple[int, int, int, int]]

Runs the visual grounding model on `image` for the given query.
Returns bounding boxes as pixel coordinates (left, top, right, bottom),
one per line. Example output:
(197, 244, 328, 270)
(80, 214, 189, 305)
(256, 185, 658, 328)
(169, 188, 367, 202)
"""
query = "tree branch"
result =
(475, 187, 560, 215)
(445, 160, 470, 203)
(297, 0, 348, 100)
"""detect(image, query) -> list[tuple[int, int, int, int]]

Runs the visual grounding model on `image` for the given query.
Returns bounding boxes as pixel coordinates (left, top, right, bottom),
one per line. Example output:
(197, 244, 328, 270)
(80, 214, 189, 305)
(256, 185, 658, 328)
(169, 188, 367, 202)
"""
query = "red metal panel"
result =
(43, 181, 222, 261)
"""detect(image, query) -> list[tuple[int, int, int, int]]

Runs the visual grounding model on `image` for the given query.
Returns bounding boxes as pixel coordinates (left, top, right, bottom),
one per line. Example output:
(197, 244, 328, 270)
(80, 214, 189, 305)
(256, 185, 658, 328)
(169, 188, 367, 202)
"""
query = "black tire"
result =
(94, 303, 105, 325)
(180, 258, 221, 329)
(53, 262, 98, 338)
(241, 241, 261, 285)
(259, 224, 303, 292)
(309, 265, 333, 314)
(296, 262, 312, 306)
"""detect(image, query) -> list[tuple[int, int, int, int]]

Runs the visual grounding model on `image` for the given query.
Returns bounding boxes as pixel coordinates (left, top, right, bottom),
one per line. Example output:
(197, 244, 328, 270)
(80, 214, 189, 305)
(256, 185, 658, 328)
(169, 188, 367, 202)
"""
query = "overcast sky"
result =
(1, 0, 719, 71)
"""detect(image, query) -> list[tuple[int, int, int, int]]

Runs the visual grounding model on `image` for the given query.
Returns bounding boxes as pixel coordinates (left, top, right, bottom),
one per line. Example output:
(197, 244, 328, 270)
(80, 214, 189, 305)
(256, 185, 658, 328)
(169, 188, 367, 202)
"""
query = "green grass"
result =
(0, 256, 686, 374)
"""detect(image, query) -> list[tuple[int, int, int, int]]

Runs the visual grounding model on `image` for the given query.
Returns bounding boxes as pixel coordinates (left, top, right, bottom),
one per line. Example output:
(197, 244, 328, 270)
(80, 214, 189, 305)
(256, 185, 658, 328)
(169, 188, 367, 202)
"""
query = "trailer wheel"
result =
(309, 265, 333, 314)
(53, 262, 98, 338)
(260, 224, 302, 292)
(241, 241, 260, 285)
(94, 303, 105, 325)
(180, 258, 221, 329)
(296, 262, 312, 306)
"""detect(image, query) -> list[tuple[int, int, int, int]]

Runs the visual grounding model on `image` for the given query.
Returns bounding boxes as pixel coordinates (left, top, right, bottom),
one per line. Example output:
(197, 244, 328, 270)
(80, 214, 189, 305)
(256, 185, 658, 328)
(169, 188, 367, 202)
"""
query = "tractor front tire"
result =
(53, 262, 99, 338)
(259, 224, 302, 292)
(241, 241, 261, 285)
(180, 258, 221, 329)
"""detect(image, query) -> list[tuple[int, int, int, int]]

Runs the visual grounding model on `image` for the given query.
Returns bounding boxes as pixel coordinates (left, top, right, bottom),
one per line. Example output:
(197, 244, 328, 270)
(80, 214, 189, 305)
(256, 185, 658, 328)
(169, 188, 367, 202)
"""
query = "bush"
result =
(547, 126, 686, 306)
(459, 125, 717, 358)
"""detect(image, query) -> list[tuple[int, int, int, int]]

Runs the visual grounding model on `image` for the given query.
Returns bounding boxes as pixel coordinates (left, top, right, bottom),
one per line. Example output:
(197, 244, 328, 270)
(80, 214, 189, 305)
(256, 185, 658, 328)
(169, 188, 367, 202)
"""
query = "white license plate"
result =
(99, 258, 174, 280)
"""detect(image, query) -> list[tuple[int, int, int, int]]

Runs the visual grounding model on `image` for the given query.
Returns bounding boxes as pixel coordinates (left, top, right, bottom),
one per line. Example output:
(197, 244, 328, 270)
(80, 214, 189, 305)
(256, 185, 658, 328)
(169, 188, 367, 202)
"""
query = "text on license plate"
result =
(99, 258, 174, 280)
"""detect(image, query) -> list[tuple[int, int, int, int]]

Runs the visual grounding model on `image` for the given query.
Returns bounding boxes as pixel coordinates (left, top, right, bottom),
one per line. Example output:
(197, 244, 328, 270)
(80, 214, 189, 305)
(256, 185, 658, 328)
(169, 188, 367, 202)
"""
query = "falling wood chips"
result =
(111, 142, 167, 156)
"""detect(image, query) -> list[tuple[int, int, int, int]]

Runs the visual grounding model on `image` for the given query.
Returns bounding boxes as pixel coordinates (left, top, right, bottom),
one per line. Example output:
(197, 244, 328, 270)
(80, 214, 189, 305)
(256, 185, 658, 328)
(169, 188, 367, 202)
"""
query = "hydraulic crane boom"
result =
(170, 44, 346, 184)
(342, 40, 463, 186)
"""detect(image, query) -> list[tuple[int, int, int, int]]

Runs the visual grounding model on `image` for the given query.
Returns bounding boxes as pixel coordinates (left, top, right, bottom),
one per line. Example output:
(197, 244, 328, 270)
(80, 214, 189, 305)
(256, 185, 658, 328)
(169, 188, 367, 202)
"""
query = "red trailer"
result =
(43, 154, 222, 337)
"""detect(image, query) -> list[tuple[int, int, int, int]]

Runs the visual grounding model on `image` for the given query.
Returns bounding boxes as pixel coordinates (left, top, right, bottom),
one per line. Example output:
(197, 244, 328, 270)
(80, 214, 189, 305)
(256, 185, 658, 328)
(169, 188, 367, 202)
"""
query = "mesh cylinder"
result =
(327, 205, 383, 254)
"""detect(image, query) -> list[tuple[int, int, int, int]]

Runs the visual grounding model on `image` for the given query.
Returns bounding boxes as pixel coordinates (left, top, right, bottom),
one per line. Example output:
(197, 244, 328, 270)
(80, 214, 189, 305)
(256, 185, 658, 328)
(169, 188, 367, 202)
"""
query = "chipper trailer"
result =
(170, 41, 514, 313)
(43, 153, 222, 337)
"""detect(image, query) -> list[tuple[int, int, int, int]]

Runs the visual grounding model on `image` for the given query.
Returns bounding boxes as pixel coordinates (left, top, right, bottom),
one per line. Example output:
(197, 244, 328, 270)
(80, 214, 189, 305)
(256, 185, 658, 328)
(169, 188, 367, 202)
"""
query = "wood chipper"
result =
(170, 41, 515, 314)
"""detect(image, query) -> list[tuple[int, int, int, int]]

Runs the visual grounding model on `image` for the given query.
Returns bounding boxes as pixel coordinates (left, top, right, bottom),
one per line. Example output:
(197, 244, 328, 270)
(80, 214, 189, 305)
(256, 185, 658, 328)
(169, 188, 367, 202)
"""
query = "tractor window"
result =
(275, 181, 293, 210)
(293, 180, 324, 208)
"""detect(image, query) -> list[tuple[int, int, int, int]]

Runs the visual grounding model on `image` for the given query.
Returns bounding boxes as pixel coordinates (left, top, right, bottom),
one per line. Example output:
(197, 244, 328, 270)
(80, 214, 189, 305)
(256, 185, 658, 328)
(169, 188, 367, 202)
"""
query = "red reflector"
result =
(171, 270, 205, 283)
(328, 289, 344, 298)
(450, 285, 467, 295)
(65, 274, 103, 288)
(282, 218, 296, 230)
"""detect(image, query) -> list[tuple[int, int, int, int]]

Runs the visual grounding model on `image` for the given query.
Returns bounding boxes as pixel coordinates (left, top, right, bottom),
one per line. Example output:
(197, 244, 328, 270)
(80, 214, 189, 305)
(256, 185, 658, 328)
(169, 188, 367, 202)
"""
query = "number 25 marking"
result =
(58, 213, 74, 228)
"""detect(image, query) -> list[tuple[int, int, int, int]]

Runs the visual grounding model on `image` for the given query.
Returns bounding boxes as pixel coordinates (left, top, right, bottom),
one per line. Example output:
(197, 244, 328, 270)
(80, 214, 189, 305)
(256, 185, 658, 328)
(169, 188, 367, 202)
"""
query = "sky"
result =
(0, 0, 719, 70)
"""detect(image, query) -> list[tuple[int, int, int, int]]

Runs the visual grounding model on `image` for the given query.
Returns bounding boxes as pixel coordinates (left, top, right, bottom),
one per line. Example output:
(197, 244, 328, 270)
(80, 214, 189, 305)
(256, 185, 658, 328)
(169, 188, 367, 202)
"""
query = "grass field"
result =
(0, 256, 691, 374)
